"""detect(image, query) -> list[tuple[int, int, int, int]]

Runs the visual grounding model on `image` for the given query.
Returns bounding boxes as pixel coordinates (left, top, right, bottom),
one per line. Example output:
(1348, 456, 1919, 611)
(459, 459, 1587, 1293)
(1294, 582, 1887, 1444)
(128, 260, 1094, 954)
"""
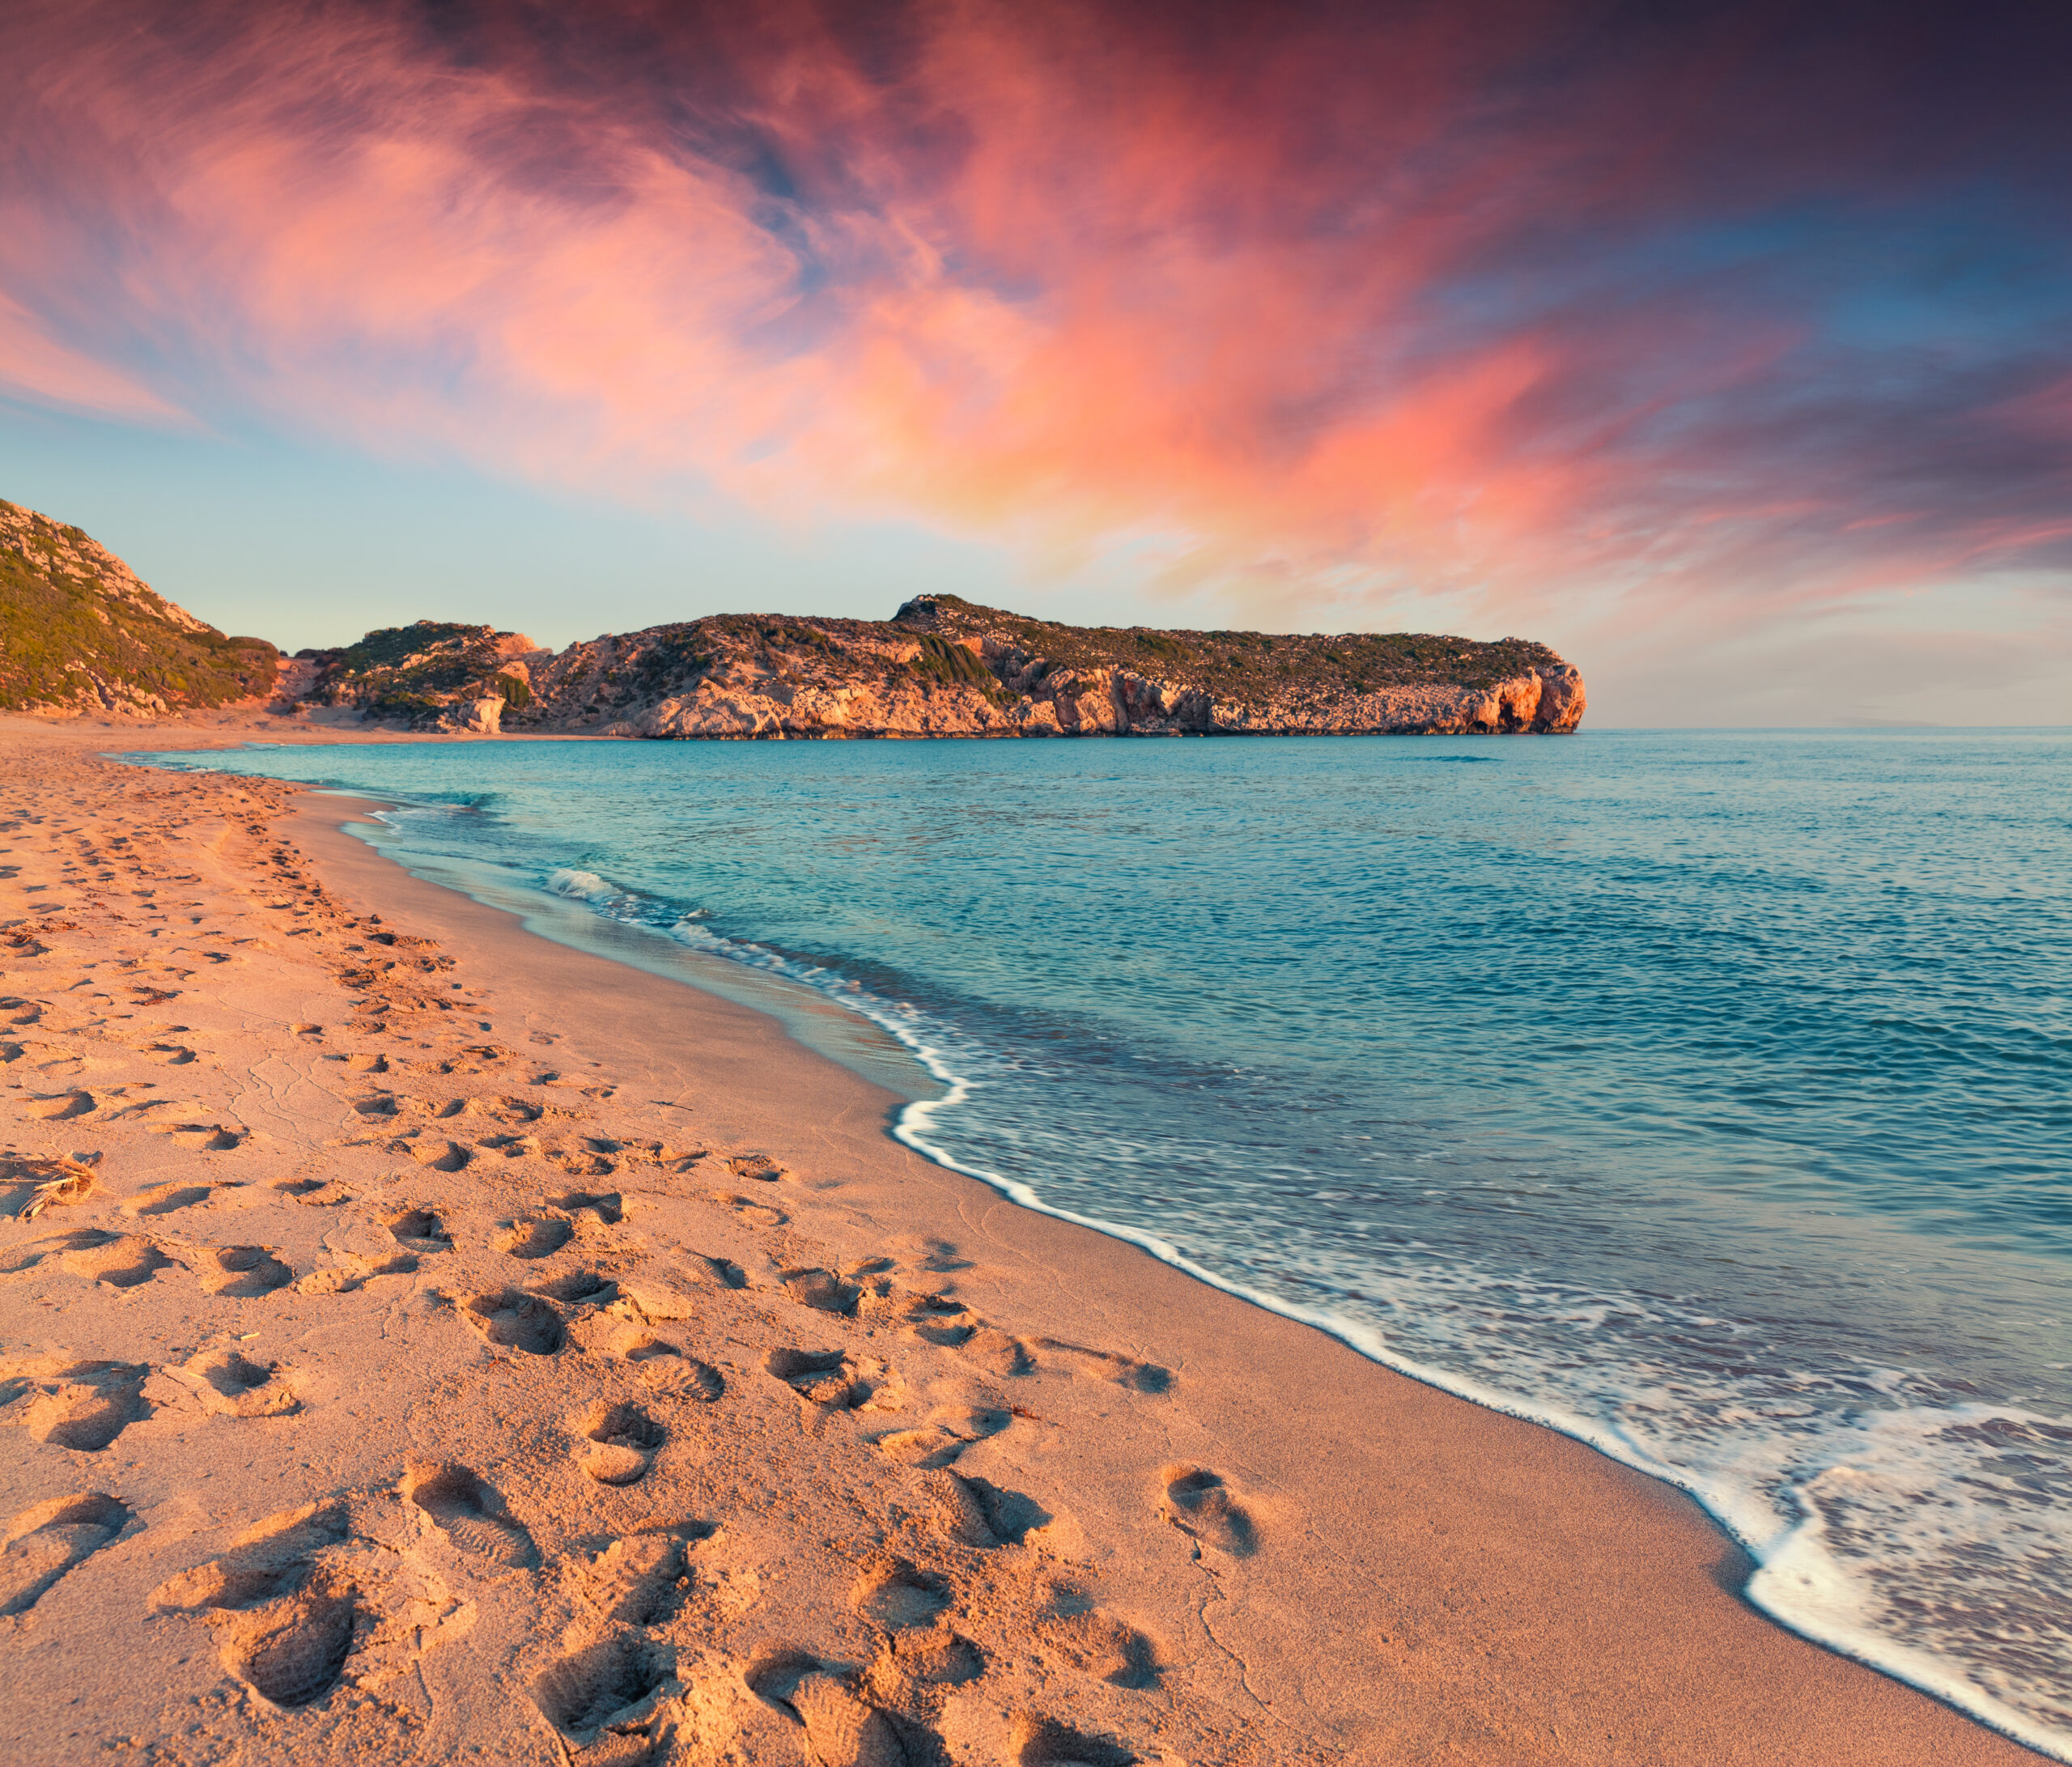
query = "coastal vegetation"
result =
(0, 500, 277, 714)
(899, 592, 1566, 704)
(297, 621, 530, 726)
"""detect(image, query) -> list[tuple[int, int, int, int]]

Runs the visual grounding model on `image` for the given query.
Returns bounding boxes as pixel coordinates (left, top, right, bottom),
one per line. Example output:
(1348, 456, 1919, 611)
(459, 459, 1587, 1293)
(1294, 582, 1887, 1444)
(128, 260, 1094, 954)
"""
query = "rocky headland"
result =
(299, 597, 1586, 740)
(0, 499, 1586, 737)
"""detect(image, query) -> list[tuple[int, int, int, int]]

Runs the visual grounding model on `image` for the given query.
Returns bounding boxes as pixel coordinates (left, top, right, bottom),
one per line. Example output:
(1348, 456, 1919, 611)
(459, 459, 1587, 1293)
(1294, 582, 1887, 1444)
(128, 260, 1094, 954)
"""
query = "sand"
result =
(0, 715, 2041, 1766)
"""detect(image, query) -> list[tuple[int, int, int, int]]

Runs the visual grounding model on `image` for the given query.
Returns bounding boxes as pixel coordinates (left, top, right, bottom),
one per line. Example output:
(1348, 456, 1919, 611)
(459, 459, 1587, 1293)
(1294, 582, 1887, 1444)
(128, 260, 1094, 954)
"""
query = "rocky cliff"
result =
(0, 501, 278, 715)
(304, 596, 1586, 738)
(0, 498, 1586, 736)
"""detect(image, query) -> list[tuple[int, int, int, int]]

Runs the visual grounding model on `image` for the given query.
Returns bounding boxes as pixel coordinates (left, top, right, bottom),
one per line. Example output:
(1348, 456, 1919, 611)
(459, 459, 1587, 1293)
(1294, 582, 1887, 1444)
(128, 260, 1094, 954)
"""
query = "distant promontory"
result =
(2, 499, 1585, 736)
(299, 600, 1586, 739)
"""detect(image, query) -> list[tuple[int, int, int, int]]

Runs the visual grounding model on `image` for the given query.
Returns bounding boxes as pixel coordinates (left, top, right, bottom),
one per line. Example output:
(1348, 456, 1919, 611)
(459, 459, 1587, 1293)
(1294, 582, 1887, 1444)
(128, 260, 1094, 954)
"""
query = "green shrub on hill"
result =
(0, 499, 278, 713)
(307, 620, 539, 727)
(893, 593, 1561, 707)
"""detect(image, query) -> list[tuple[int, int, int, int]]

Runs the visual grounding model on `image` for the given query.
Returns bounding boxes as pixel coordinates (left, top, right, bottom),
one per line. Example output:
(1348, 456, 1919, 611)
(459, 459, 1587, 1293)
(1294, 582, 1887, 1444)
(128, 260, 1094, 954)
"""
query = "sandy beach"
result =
(0, 716, 2040, 1767)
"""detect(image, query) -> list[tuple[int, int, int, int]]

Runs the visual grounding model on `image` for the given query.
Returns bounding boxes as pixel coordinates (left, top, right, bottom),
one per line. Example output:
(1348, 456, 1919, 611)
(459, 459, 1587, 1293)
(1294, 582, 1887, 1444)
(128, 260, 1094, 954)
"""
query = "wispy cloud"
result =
(0, 293, 189, 423)
(2, 0, 2068, 641)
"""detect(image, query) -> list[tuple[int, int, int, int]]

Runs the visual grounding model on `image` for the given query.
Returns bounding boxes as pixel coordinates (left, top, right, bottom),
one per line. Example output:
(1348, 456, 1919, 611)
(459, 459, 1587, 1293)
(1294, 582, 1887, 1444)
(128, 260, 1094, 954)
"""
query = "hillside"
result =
(299, 621, 541, 730)
(302, 595, 1586, 737)
(0, 501, 278, 715)
(0, 500, 1586, 736)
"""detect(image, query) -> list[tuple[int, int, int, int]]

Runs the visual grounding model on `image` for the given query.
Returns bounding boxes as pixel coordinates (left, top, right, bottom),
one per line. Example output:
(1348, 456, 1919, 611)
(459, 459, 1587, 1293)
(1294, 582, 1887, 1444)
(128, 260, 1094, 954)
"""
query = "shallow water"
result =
(139, 729, 2072, 1755)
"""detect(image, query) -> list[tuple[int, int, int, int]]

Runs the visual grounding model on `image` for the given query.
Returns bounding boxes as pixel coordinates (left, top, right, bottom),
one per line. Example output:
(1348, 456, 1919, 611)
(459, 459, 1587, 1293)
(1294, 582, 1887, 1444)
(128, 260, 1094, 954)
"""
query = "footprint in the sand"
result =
(723, 1153, 784, 1183)
(1159, 1465, 1257, 1557)
(690, 1253, 746, 1290)
(341, 1052, 389, 1073)
(297, 1251, 418, 1295)
(764, 1347, 865, 1408)
(278, 1177, 352, 1206)
(615, 1334, 725, 1400)
(1038, 1601, 1161, 1690)
(459, 1288, 567, 1354)
(434, 1045, 513, 1076)
(405, 1462, 537, 1568)
(631, 1141, 704, 1174)
(151, 1501, 359, 1708)
(19, 1360, 149, 1451)
(548, 1187, 622, 1225)
(185, 1346, 301, 1417)
(462, 1094, 545, 1127)
(530, 1629, 673, 1745)
(580, 1529, 704, 1627)
(872, 1408, 1008, 1471)
(121, 1180, 219, 1217)
(0, 1492, 133, 1615)
(59, 1230, 172, 1289)
(399, 1135, 470, 1171)
(1009, 1713, 1136, 1767)
(529, 1267, 616, 1305)
(495, 1214, 574, 1260)
(17, 1047, 87, 1080)
(873, 1424, 970, 1469)
(386, 1206, 452, 1248)
(473, 1132, 542, 1162)
(938, 1472, 1054, 1549)
(576, 1400, 666, 1486)
(747, 1651, 916, 1767)
(149, 1119, 245, 1152)
(1037, 1337, 1173, 1395)
(139, 1041, 197, 1065)
(868, 1624, 985, 1697)
(197, 1245, 293, 1298)
(853, 1560, 954, 1631)
(23, 1088, 96, 1120)
(897, 1292, 975, 1347)
(714, 1191, 785, 1228)
(781, 1266, 861, 1316)
(958, 1327, 1036, 1378)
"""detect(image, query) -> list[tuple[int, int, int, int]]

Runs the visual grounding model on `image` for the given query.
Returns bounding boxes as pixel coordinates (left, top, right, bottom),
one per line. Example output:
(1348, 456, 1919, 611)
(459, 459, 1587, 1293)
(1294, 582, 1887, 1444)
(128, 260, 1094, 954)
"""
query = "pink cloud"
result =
(0, 0, 2066, 642)
(0, 292, 188, 424)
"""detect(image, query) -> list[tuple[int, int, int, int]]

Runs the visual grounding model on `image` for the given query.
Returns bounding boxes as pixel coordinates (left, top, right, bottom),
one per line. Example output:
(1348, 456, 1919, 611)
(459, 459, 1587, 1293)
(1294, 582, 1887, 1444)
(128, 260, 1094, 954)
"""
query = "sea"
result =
(135, 729, 2071, 1756)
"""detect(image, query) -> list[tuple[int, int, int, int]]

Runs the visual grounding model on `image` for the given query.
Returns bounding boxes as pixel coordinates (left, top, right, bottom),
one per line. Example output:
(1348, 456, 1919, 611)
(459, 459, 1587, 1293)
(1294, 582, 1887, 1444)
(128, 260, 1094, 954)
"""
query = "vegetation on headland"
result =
(0, 500, 277, 714)
(297, 622, 534, 726)
(892, 593, 1565, 706)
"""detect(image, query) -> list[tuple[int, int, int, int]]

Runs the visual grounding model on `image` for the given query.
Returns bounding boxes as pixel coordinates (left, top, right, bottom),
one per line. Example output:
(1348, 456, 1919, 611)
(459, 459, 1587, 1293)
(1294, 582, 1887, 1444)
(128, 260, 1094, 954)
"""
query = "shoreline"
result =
(314, 788, 2053, 1749)
(179, 733, 2068, 1761)
(285, 769, 2049, 1761)
(0, 715, 2045, 1764)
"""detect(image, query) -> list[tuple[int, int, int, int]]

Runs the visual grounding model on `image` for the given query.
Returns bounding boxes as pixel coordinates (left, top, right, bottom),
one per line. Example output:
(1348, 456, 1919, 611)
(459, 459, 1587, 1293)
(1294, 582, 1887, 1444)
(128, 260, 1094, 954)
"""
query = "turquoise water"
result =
(139, 731, 2072, 1753)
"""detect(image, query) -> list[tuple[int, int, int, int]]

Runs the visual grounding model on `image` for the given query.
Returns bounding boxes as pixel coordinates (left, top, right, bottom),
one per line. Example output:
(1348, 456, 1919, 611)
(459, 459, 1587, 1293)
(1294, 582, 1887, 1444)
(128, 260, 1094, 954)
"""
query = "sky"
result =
(2, 0, 2069, 726)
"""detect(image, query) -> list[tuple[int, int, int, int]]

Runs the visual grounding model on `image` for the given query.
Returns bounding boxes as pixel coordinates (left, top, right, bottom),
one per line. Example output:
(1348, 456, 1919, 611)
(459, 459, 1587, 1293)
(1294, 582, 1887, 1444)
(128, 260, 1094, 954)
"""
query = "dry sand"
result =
(0, 716, 2041, 1765)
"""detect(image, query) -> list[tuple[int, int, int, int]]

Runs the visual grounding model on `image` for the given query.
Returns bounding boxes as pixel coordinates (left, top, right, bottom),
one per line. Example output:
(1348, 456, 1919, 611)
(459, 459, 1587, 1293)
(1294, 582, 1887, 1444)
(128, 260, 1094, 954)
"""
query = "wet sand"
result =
(0, 716, 2040, 1765)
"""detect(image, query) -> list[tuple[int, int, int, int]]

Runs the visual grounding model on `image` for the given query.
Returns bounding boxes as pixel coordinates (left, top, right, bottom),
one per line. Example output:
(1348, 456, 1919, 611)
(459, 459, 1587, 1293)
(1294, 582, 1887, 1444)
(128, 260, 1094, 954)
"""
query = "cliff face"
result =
(311, 597, 1586, 738)
(0, 501, 279, 715)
